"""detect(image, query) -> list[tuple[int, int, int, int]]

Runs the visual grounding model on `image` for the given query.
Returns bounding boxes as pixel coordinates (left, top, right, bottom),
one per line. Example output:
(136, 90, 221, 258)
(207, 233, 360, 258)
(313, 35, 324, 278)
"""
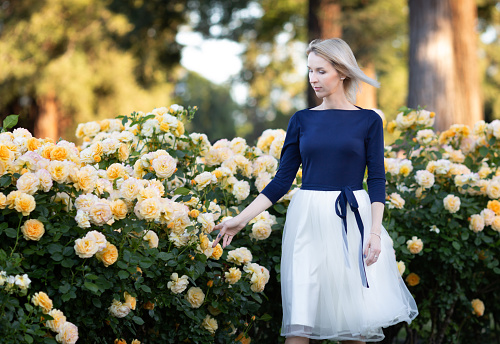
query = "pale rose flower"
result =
(232, 180, 250, 202)
(197, 213, 215, 233)
(478, 165, 492, 179)
(250, 221, 272, 240)
(488, 119, 500, 139)
(406, 236, 423, 254)
(53, 192, 73, 212)
(225, 267, 242, 284)
(185, 287, 205, 308)
(120, 178, 141, 201)
(429, 225, 440, 234)
(0, 192, 6, 209)
(469, 214, 485, 233)
(14, 193, 36, 216)
(6, 190, 22, 209)
(387, 192, 405, 209)
(443, 194, 461, 213)
(108, 299, 130, 318)
(460, 137, 476, 154)
(124, 292, 136, 310)
(16, 172, 39, 195)
(54, 321, 79, 344)
(491, 216, 500, 232)
(202, 314, 218, 334)
(473, 120, 487, 136)
(83, 122, 101, 137)
(227, 247, 253, 266)
(398, 159, 413, 177)
(255, 172, 272, 192)
(269, 135, 285, 159)
(152, 154, 177, 179)
(85, 231, 107, 251)
(109, 199, 128, 220)
(141, 118, 160, 137)
(252, 155, 278, 176)
(207, 202, 222, 220)
(194, 171, 216, 190)
(230, 137, 247, 155)
(14, 274, 31, 289)
(147, 179, 165, 197)
(75, 210, 91, 229)
(415, 109, 435, 126)
(480, 208, 495, 226)
(75, 194, 99, 212)
(213, 138, 230, 149)
(95, 178, 113, 196)
(95, 242, 118, 267)
(449, 163, 471, 176)
(211, 243, 223, 260)
(471, 299, 485, 316)
(134, 198, 161, 221)
(385, 158, 400, 176)
(89, 200, 113, 226)
(415, 170, 435, 189)
(79, 148, 94, 164)
(47, 161, 69, 183)
(249, 211, 277, 226)
(143, 230, 159, 248)
(415, 129, 435, 144)
(32, 291, 53, 313)
(75, 166, 97, 193)
(169, 231, 191, 247)
(197, 232, 214, 258)
(46, 309, 67, 333)
(428, 159, 451, 175)
(34, 169, 52, 192)
(397, 261, 405, 276)
(394, 111, 417, 130)
(74, 237, 99, 258)
(167, 273, 189, 294)
(486, 180, 500, 199)
(21, 219, 45, 241)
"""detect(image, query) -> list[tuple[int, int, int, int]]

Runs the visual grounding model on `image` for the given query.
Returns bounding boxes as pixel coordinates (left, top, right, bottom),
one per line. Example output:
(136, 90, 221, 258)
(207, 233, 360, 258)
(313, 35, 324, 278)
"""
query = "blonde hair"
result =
(306, 38, 380, 103)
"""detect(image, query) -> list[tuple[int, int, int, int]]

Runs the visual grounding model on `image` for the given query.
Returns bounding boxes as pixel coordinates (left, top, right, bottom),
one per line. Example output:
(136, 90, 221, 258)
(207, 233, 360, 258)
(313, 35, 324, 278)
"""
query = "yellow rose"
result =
(118, 144, 130, 162)
(136, 198, 161, 221)
(75, 168, 97, 193)
(32, 291, 53, 313)
(89, 201, 113, 226)
(74, 237, 99, 258)
(21, 219, 45, 241)
(124, 292, 137, 310)
(387, 121, 396, 133)
(152, 154, 176, 179)
(174, 121, 185, 137)
(114, 339, 127, 344)
(387, 192, 405, 210)
(0, 192, 6, 209)
(49, 146, 68, 161)
(45, 309, 67, 333)
(491, 216, 500, 232)
(486, 180, 500, 199)
(250, 272, 268, 292)
(14, 193, 36, 216)
(471, 299, 485, 316)
(406, 236, 423, 254)
(96, 243, 118, 267)
(16, 172, 39, 195)
(469, 214, 485, 233)
(131, 340, 141, 344)
(48, 161, 69, 183)
(197, 213, 215, 233)
(189, 209, 200, 218)
(443, 194, 460, 214)
(405, 272, 420, 287)
(110, 199, 128, 220)
(227, 247, 253, 266)
(201, 314, 218, 334)
(397, 261, 405, 276)
(249, 221, 272, 240)
(26, 137, 42, 151)
(55, 321, 79, 344)
(225, 267, 242, 285)
(143, 230, 159, 248)
(6, 190, 22, 209)
(487, 200, 500, 215)
(107, 163, 125, 180)
(211, 244, 223, 260)
(185, 287, 205, 308)
(0, 144, 13, 162)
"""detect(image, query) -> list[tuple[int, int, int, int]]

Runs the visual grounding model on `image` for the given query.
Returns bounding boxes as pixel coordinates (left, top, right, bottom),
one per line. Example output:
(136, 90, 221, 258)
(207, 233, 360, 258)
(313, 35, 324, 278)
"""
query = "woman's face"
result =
(307, 52, 344, 99)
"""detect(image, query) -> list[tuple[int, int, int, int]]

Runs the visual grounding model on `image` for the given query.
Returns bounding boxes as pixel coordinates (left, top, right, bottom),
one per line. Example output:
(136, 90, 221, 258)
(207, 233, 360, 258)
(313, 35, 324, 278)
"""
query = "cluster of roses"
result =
(0, 271, 31, 295)
(31, 291, 78, 344)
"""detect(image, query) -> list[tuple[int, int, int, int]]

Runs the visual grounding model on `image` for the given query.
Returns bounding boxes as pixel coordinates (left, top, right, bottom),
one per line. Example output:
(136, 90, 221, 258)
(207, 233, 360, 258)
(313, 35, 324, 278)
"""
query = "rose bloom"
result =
(109, 199, 128, 220)
(143, 230, 159, 248)
(49, 146, 68, 161)
(0, 192, 6, 209)
(14, 193, 36, 216)
(197, 213, 215, 233)
(211, 244, 223, 260)
(74, 237, 99, 258)
(480, 208, 495, 226)
(194, 171, 216, 190)
(487, 200, 500, 215)
(74, 193, 99, 212)
(250, 221, 272, 240)
(53, 192, 73, 212)
(118, 143, 129, 161)
(109, 299, 131, 318)
(202, 314, 218, 334)
(486, 180, 500, 199)
(55, 321, 79, 344)
(89, 200, 113, 226)
(405, 272, 420, 287)
(85, 230, 107, 251)
(75, 167, 97, 193)
(119, 178, 140, 201)
(185, 287, 205, 308)
(406, 236, 423, 254)
(124, 291, 136, 310)
(16, 172, 39, 195)
(397, 261, 406, 276)
(131, 340, 141, 344)
(387, 192, 405, 210)
(96, 242, 118, 267)
(469, 214, 485, 233)
(167, 273, 189, 294)
(415, 170, 435, 189)
(471, 299, 485, 316)
(47, 161, 69, 183)
(107, 163, 126, 180)
(135, 198, 161, 221)
(443, 194, 460, 214)
(225, 267, 242, 284)
(32, 291, 53, 313)
(227, 247, 253, 266)
(230, 137, 247, 155)
(152, 154, 177, 179)
(46, 309, 67, 333)
(269, 135, 285, 160)
(75, 209, 91, 228)
(21, 219, 45, 241)
(232, 180, 250, 202)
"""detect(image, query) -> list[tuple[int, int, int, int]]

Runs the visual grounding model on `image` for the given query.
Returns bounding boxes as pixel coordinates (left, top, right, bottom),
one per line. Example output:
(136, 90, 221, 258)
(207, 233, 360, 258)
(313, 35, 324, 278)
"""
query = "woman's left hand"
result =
(364, 233, 382, 266)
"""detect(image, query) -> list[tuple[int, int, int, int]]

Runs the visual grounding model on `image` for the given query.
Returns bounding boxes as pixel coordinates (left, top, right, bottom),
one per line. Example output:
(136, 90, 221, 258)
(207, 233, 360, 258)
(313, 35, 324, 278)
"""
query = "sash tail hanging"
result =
(335, 186, 369, 288)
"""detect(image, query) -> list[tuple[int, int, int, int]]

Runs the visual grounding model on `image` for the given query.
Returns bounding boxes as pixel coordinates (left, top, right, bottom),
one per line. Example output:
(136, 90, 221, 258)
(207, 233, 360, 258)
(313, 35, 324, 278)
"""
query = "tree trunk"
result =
(307, 0, 341, 108)
(408, 0, 482, 131)
(35, 92, 59, 141)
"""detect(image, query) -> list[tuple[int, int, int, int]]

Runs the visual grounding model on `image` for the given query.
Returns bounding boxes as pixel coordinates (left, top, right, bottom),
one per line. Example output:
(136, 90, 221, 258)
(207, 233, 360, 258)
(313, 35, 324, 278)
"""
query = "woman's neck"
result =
(319, 93, 357, 110)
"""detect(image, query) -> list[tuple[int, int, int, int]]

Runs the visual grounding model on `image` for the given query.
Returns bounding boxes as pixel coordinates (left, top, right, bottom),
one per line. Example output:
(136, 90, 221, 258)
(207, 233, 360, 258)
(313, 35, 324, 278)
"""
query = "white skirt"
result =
(281, 189, 418, 341)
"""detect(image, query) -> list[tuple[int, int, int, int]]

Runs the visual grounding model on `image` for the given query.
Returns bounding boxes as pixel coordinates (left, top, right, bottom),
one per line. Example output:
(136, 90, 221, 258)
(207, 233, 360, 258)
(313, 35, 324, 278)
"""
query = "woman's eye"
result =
(319, 71, 325, 74)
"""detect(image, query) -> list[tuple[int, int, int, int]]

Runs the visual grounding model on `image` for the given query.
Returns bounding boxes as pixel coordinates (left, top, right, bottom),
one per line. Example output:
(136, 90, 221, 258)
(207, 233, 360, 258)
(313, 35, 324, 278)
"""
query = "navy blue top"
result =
(260, 108, 386, 204)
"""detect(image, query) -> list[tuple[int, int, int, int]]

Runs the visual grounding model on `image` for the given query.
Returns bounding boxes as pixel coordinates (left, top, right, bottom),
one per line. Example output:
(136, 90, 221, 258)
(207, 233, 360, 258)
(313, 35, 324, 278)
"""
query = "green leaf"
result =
(132, 316, 145, 325)
(157, 252, 174, 261)
(84, 281, 100, 293)
(24, 334, 34, 344)
(259, 313, 273, 321)
(51, 253, 64, 262)
(3, 115, 19, 130)
(118, 270, 129, 279)
(140, 284, 152, 293)
(5, 228, 17, 238)
(0, 175, 12, 187)
(452, 242, 461, 250)
(61, 259, 75, 268)
(273, 203, 287, 214)
(479, 146, 488, 157)
(92, 298, 102, 308)
(174, 187, 191, 195)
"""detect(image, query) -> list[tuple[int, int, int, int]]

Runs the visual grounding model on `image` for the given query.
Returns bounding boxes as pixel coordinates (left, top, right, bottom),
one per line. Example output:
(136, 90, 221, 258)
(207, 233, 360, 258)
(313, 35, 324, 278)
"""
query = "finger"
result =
(227, 235, 234, 247)
(223, 234, 229, 248)
(212, 227, 225, 248)
(363, 242, 370, 258)
(213, 223, 222, 232)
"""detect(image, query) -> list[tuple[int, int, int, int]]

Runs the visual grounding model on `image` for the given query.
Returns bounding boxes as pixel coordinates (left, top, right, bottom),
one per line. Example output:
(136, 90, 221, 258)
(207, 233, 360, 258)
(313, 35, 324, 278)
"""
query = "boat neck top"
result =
(260, 107, 386, 204)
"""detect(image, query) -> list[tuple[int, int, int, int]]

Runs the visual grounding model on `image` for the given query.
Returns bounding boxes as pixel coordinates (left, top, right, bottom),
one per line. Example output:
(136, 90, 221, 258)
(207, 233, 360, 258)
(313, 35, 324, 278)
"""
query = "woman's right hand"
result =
(211, 216, 246, 249)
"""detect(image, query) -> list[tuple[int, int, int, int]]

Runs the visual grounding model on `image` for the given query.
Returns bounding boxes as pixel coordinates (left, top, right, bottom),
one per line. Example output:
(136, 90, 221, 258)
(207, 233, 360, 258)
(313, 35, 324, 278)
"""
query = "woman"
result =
(212, 38, 418, 343)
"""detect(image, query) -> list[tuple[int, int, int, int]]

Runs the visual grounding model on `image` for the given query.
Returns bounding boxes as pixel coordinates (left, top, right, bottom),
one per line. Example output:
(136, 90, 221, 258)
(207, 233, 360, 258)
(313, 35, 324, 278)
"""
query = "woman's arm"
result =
(364, 201, 384, 266)
(212, 193, 273, 248)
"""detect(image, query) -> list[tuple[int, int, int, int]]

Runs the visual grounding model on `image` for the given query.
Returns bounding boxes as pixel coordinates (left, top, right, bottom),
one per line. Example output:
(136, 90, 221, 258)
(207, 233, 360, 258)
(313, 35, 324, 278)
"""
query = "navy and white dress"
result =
(261, 108, 418, 342)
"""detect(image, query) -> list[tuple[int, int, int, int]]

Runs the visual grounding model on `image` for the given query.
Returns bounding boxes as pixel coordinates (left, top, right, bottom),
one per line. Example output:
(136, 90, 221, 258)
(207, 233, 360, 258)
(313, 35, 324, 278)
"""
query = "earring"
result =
(341, 77, 345, 80)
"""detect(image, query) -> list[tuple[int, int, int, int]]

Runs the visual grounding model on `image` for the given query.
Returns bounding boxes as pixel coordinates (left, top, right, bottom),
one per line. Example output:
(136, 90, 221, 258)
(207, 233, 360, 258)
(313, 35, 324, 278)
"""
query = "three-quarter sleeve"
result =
(260, 113, 302, 204)
(365, 114, 386, 204)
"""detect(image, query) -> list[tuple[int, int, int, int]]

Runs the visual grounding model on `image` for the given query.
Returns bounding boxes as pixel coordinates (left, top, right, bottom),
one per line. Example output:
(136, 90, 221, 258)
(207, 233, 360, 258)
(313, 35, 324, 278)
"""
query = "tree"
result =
(408, 0, 483, 131)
